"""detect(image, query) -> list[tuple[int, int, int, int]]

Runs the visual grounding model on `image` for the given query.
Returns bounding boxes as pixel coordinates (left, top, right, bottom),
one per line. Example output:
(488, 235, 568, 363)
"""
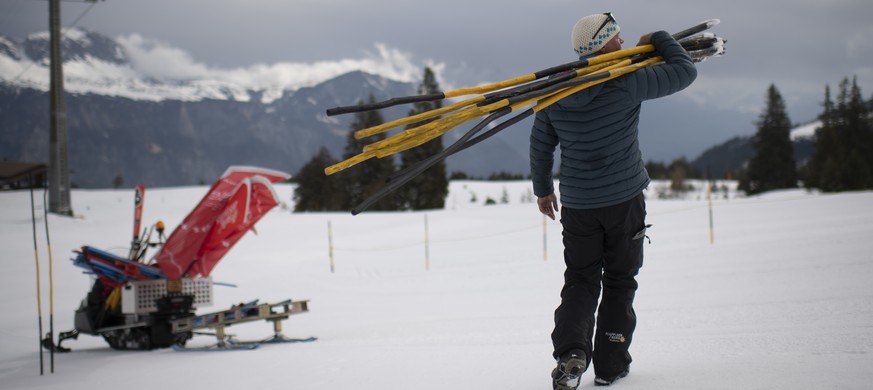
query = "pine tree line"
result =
(803, 77, 873, 192)
(292, 68, 449, 212)
(739, 77, 872, 195)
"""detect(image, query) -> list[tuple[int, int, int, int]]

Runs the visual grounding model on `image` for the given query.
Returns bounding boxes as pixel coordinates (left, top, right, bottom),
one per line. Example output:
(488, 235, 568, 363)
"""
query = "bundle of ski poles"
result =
(325, 19, 727, 215)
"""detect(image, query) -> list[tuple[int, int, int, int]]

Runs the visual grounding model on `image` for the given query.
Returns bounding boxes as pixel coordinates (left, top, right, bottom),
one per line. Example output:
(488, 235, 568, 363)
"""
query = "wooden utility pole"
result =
(48, 0, 73, 215)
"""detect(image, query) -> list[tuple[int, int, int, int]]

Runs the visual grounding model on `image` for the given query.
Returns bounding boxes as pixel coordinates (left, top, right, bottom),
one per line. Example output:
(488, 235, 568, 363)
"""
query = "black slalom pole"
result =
(326, 93, 445, 116)
(29, 175, 44, 375)
(672, 19, 720, 41)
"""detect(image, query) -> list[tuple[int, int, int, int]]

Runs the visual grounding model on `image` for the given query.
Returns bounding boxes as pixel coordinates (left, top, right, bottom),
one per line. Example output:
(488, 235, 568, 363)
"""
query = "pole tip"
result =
(704, 19, 721, 28)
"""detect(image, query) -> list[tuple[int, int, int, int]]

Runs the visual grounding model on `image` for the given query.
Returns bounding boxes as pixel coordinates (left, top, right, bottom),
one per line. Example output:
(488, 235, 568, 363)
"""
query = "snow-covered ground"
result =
(1, 180, 871, 389)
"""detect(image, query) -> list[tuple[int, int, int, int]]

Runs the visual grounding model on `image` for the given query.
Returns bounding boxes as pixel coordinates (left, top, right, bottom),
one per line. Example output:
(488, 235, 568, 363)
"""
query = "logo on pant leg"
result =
(605, 332, 626, 343)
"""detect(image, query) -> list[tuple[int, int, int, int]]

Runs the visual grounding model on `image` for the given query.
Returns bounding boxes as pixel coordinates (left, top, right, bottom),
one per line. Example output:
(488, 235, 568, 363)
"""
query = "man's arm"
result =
(530, 110, 559, 218)
(629, 30, 697, 102)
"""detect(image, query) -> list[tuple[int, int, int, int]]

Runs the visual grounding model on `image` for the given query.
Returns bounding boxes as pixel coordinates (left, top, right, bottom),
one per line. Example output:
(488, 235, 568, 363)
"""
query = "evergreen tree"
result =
(335, 94, 399, 211)
(645, 161, 669, 180)
(669, 158, 689, 193)
(845, 77, 873, 187)
(804, 85, 838, 190)
(806, 77, 873, 191)
(293, 147, 343, 211)
(740, 84, 797, 195)
(112, 174, 124, 189)
(397, 67, 449, 210)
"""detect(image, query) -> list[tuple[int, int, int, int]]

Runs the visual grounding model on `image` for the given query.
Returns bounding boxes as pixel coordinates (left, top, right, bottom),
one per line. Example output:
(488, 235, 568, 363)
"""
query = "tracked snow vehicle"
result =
(46, 166, 314, 351)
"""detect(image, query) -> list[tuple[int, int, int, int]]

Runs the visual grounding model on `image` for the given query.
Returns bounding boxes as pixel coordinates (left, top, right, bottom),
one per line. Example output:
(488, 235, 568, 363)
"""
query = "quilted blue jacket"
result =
(529, 30, 697, 209)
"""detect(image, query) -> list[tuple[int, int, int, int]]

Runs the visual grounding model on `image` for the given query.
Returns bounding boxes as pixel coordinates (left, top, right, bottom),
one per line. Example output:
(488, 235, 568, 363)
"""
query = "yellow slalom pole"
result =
(42, 190, 55, 373)
(354, 95, 485, 139)
(328, 103, 490, 175)
(443, 74, 537, 99)
(29, 185, 44, 375)
(372, 113, 474, 158)
(366, 94, 511, 153)
(391, 57, 655, 155)
(324, 150, 379, 175)
(441, 44, 655, 98)
(344, 58, 665, 214)
(325, 45, 657, 117)
(326, 55, 663, 176)
(534, 57, 663, 112)
(363, 106, 479, 153)
(351, 58, 625, 141)
(481, 57, 642, 119)
(370, 99, 509, 158)
(326, 109, 471, 174)
(348, 51, 647, 141)
(587, 45, 655, 66)
(571, 58, 624, 78)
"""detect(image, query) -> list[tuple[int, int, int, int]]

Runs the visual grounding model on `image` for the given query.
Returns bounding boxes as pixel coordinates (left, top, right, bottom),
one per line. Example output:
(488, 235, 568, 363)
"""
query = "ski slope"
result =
(1, 181, 871, 389)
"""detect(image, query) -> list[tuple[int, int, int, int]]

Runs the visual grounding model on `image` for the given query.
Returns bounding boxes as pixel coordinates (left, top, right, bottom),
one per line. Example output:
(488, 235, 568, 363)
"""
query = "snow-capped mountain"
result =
(0, 29, 528, 188)
(22, 28, 128, 65)
(1, 28, 270, 102)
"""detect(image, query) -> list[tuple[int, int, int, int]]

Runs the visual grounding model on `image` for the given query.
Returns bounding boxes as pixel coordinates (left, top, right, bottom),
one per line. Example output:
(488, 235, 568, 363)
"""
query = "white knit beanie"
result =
(571, 13, 620, 57)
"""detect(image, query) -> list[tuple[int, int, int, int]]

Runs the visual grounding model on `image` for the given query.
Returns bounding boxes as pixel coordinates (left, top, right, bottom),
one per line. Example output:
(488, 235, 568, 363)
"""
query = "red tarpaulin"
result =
(155, 166, 290, 279)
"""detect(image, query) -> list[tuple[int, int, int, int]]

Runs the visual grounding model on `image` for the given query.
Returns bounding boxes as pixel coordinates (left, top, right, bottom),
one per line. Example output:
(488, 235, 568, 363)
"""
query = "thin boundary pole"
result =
(707, 178, 715, 244)
(424, 214, 430, 271)
(328, 220, 335, 273)
(29, 178, 44, 375)
(43, 189, 55, 372)
(543, 214, 548, 262)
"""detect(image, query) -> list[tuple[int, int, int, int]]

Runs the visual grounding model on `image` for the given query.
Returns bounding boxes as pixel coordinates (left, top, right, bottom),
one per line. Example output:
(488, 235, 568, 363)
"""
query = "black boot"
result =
(594, 368, 629, 386)
(552, 349, 588, 390)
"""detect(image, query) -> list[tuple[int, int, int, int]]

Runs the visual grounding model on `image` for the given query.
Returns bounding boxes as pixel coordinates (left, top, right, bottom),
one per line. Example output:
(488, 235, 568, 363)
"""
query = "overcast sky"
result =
(2, 0, 872, 156)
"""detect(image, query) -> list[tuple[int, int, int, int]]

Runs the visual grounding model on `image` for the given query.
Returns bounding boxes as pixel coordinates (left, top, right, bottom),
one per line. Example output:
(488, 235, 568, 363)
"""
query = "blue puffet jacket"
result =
(530, 30, 697, 209)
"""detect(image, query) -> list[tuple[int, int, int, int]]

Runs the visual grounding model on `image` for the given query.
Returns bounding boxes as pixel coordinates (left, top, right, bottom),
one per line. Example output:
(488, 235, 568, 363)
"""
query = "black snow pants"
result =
(552, 192, 647, 379)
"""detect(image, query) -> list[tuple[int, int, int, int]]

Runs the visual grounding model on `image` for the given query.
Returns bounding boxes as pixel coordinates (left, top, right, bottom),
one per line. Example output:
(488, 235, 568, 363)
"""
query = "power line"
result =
(9, 0, 100, 83)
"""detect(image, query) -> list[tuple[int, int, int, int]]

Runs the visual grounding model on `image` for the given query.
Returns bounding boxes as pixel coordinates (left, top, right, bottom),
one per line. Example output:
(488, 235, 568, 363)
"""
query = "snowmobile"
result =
(44, 166, 314, 351)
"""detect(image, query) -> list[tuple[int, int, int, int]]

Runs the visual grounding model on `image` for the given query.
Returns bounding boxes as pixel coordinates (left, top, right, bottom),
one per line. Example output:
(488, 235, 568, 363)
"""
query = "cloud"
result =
(116, 34, 445, 101)
(682, 69, 854, 121)
(682, 75, 768, 114)
(116, 34, 210, 80)
(847, 25, 873, 59)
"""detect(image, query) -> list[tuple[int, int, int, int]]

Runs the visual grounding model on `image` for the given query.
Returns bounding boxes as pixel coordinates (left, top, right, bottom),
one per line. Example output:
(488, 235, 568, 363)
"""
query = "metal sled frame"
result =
(170, 299, 315, 350)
